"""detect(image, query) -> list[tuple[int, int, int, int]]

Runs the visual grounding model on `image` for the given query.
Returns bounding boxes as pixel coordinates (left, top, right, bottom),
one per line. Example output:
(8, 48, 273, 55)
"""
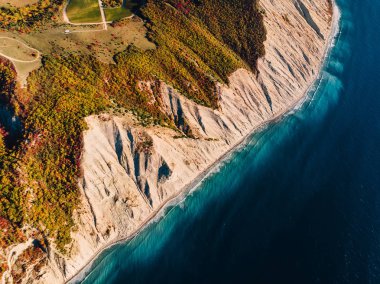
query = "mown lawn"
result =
(104, 7, 132, 21)
(66, 0, 102, 23)
(104, 0, 140, 22)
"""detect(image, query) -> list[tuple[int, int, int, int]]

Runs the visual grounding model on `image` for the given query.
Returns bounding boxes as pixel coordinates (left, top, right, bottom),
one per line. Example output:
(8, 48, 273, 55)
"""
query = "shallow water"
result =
(81, 0, 380, 283)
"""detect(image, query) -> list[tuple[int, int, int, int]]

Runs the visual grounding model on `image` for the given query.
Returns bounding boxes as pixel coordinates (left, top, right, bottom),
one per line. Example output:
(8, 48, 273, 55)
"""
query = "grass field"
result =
(0, 38, 39, 61)
(66, 0, 102, 23)
(104, 0, 140, 22)
(0, 36, 41, 86)
(15, 16, 155, 64)
(104, 7, 132, 21)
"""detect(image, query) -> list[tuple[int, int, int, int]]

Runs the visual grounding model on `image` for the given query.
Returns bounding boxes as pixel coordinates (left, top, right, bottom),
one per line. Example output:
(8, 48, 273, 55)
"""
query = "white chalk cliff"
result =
(16, 0, 336, 282)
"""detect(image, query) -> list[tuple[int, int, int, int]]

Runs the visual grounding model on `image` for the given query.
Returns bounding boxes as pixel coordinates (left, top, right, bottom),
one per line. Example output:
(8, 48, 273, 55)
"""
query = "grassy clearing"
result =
(104, 7, 132, 21)
(0, 38, 39, 61)
(104, 0, 140, 22)
(15, 17, 154, 64)
(0, 37, 41, 86)
(66, 0, 102, 23)
(11, 60, 41, 87)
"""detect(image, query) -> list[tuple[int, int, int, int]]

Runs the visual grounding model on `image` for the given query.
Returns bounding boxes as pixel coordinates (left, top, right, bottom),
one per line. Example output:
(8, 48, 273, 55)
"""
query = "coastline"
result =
(66, 3, 341, 283)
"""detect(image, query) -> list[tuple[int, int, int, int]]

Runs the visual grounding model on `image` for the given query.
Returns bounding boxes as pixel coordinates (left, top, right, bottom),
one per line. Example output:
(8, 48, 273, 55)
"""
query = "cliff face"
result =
(11, 0, 335, 282)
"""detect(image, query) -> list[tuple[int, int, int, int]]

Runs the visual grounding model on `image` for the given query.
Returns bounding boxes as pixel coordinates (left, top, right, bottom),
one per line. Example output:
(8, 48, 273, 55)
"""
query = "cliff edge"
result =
(5, 0, 336, 282)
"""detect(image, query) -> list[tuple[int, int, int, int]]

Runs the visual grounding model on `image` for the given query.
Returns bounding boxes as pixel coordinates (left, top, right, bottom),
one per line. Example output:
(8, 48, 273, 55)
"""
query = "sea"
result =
(80, 0, 380, 283)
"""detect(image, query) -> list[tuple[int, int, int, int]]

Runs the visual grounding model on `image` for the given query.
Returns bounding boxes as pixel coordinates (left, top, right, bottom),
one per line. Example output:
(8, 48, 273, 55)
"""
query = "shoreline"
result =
(66, 3, 341, 283)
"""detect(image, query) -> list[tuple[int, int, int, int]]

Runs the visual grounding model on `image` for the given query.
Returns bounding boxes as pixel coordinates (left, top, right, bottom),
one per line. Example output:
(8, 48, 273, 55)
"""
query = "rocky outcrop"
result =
(16, 0, 336, 283)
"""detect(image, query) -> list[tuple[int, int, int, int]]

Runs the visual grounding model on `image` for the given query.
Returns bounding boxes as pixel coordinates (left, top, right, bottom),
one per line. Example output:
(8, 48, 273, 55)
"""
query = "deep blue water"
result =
(81, 0, 380, 283)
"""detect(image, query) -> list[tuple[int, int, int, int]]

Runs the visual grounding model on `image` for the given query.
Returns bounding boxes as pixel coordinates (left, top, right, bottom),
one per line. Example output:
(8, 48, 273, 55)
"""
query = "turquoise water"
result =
(81, 0, 380, 282)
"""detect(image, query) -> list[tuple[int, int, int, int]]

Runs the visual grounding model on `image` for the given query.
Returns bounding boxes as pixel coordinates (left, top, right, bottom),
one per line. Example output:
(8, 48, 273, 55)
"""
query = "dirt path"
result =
(98, 0, 108, 30)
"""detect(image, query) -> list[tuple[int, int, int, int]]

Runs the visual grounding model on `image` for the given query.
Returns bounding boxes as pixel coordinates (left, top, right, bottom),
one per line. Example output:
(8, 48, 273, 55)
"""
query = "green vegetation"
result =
(104, 6, 132, 21)
(0, 58, 15, 99)
(105, 0, 141, 22)
(0, 0, 62, 32)
(66, 0, 102, 23)
(0, 55, 110, 251)
(114, 1, 244, 109)
(192, 0, 266, 69)
(102, 0, 123, 8)
(0, 0, 266, 254)
(0, 131, 4, 154)
(22, 55, 110, 249)
(0, 58, 26, 251)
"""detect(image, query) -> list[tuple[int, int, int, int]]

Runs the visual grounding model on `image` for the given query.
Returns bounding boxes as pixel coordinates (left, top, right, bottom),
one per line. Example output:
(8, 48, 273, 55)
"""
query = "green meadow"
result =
(104, 6, 132, 21)
(104, 0, 141, 22)
(66, 0, 102, 23)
